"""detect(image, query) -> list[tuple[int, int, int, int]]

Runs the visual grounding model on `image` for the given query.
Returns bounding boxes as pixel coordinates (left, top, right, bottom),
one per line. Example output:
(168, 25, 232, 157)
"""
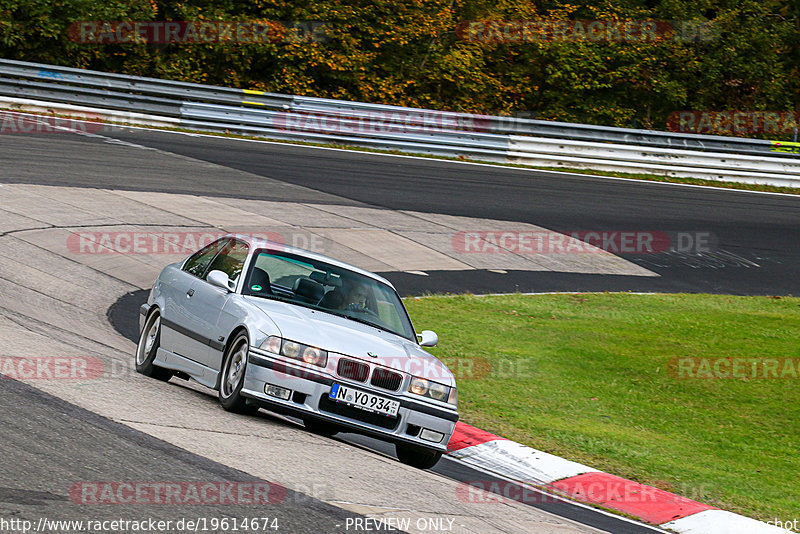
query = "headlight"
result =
(261, 336, 281, 354)
(409, 377, 429, 396)
(408, 376, 454, 404)
(302, 346, 325, 366)
(282, 341, 301, 359)
(428, 382, 448, 401)
(259, 336, 328, 368)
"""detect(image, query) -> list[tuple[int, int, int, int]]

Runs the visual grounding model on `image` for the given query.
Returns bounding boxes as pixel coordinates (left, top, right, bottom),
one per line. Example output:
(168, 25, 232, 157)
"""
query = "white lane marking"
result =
(443, 454, 670, 533)
(449, 439, 598, 485)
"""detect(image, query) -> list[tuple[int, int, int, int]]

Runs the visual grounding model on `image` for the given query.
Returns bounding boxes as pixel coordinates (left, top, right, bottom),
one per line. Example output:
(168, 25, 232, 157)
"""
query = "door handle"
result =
(186, 288, 195, 297)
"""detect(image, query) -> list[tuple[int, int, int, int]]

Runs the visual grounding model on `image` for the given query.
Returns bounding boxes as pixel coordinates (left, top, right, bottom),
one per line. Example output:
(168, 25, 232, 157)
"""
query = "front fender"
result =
(219, 295, 281, 350)
(138, 303, 151, 333)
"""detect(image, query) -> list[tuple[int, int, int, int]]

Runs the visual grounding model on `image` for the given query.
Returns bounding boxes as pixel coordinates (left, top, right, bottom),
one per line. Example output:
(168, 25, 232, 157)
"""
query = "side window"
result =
(206, 239, 249, 283)
(183, 239, 228, 278)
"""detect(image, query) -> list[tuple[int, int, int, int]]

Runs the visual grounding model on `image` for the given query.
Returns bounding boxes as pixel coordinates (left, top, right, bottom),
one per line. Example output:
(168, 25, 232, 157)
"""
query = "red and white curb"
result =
(445, 422, 788, 533)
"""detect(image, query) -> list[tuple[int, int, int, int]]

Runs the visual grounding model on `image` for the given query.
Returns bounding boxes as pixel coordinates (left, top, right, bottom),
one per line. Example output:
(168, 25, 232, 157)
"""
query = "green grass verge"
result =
(405, 293, 800, 522)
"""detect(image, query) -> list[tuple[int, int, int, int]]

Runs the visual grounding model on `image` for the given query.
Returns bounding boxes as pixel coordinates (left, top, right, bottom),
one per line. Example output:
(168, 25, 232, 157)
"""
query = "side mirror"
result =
(207, 270, 233, 292)
(418, 330, 438, 347)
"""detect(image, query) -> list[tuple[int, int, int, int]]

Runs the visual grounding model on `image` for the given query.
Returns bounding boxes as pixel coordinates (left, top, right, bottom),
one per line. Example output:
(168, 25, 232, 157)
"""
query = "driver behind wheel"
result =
(344, 284, 372, 313)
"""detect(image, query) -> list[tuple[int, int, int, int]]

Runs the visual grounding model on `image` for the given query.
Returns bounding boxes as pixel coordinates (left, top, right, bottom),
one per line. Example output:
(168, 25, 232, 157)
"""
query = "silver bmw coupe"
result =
(136, 234, 457, 468)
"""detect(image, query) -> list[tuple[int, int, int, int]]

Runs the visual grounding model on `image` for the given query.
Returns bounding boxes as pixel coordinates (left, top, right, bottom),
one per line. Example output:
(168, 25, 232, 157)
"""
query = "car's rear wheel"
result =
(219, 332, 258, 414)
(303, 417, 341, 437)
(395, 443, 443, 470)
(135, 311, 173, 381)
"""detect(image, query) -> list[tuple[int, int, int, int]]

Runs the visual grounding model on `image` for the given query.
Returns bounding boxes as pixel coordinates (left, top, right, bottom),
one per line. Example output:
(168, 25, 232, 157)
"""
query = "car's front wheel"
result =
(219, 332, 258, 414)
(395, 443, 443, 470)
(135, 311, 172, 381)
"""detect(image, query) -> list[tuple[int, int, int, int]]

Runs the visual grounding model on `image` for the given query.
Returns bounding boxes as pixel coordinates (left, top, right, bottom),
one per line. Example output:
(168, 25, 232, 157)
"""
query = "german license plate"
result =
(329, 383, 400, 417)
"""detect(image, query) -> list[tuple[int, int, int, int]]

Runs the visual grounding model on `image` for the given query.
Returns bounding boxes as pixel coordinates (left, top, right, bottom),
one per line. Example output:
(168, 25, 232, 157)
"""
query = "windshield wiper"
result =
(340, 314, 388, 333)
(249, 293, 326, 311)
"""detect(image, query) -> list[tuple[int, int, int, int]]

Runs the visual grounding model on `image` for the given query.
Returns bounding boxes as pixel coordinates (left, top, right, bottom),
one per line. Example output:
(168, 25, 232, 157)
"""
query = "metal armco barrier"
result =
(0, 57, 798, 186)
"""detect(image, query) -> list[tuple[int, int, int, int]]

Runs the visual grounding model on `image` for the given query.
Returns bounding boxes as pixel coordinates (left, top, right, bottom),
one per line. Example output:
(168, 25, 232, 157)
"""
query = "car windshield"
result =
(243, 249, 416, 341)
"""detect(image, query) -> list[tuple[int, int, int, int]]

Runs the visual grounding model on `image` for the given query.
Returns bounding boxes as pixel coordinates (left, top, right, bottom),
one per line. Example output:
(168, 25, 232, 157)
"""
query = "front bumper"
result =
(242, 347, 458, 452)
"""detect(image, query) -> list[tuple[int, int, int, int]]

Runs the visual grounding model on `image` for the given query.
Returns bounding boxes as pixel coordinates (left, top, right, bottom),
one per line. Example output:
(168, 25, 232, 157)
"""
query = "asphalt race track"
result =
(1, 123, 798, 534)
(4, 125, 798, 295)
(0, 378, 378, 534)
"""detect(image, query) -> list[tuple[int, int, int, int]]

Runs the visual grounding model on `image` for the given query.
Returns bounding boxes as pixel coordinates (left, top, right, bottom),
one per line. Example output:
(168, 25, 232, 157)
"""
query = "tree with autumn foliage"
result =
(0, 0, 796, 134)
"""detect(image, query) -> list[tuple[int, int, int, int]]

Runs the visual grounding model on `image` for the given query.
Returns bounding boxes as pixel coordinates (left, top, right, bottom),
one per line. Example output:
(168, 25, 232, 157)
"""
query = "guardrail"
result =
(507, 136, 800, 188)
(0, 57, 798, 187)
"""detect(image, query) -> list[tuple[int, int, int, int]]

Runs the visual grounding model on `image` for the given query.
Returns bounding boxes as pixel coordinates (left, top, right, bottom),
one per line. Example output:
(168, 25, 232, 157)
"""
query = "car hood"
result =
(245, 296, 455, 386)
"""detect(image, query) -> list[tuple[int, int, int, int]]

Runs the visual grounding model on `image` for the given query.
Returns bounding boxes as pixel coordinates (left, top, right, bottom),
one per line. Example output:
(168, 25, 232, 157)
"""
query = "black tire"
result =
(135, 310, 173, 381)
(303, 417, 341, 437)
(395, 443, 443, 470)
(219, 332, 258, 414)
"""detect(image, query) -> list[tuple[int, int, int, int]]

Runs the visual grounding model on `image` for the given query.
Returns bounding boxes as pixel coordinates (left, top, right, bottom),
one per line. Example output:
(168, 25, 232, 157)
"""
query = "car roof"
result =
(227, 233, 397, 289)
